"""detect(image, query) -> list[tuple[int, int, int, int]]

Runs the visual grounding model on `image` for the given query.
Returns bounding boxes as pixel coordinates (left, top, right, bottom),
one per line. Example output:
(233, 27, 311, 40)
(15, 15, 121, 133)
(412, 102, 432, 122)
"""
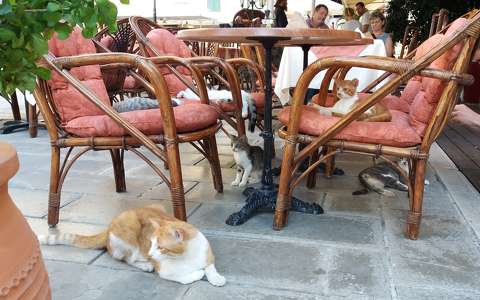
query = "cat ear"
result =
(150, 219, 161, 229)
(351, 78, 359, 87)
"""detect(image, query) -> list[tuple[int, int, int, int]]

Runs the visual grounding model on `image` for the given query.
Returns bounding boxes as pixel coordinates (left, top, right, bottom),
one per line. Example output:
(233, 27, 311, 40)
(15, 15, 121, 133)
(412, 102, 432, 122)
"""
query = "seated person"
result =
(365, 11, 393, 57)
(339, 7, 361, 31)
(306, 4, 330, 29)
(233, 9, 264, 27)
(274, 0, 288, 28)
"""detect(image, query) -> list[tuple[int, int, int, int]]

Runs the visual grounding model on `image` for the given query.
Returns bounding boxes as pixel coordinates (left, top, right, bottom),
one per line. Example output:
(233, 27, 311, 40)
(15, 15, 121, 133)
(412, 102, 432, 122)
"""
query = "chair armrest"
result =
(39, 52, 178, 161)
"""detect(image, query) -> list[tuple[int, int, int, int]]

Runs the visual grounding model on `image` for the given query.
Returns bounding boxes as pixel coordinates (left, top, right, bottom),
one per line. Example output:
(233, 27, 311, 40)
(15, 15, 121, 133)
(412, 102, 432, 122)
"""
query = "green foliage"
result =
(0, 0, 129, 98)
(385, 0, 480, 44)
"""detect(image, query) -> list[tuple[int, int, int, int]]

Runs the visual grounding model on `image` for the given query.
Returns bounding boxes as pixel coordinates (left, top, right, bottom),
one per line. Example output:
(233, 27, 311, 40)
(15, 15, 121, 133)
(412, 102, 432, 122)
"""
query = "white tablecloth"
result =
(274, 39, 387, 105)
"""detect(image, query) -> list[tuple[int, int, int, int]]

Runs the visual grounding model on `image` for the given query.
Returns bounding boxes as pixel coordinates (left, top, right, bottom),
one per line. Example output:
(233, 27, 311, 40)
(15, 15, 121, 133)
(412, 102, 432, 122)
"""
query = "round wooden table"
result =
(177, 28, 372, 227)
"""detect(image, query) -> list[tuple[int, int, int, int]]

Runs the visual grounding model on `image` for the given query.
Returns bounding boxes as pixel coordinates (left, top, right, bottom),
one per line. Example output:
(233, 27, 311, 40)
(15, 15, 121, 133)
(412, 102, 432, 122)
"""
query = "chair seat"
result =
(278, 105, 421, 147)
(64, 103, 219, 137)
(180, 91, 265, 113)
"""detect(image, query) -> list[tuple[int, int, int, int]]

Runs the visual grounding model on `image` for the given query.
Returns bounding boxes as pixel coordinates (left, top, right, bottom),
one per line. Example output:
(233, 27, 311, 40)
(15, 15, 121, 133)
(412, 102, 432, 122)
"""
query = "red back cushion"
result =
(407, 18, 468, 135)
(145, 28, 193, 96)
(48, 27, 110, 123)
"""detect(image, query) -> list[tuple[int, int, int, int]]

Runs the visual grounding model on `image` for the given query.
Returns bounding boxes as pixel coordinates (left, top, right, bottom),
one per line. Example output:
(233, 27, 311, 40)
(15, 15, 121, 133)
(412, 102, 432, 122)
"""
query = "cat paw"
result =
(208, 274, 226, 287)
(231, 181, 240, 186)
(133, 261, 155, 272)
(238, 182, 247, 187)
(177, 270, 205, 284)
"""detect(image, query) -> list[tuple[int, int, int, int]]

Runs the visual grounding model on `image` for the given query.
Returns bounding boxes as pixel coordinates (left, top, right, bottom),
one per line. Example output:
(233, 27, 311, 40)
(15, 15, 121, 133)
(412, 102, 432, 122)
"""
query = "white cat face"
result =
(148, 237, 164, 261)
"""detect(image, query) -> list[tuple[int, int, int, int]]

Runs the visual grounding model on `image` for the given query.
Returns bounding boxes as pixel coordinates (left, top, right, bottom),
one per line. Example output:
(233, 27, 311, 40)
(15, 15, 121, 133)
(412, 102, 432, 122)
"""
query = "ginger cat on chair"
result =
(38, 204, 226, 286)
(309, 78, 392, 122)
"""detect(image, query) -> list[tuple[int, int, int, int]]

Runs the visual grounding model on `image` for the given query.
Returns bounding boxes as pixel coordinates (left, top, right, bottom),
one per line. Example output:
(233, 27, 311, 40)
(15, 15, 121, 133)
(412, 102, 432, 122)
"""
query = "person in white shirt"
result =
(355, 2, 371, 33)
(339, 7, 361, 31)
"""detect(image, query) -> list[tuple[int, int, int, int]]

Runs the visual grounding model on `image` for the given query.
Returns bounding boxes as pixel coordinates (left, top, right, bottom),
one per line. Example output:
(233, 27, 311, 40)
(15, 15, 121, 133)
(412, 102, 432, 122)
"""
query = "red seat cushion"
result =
(278, 105, 421, 147)
(123, 76, 141, 89)
(64, 103, 219, 137)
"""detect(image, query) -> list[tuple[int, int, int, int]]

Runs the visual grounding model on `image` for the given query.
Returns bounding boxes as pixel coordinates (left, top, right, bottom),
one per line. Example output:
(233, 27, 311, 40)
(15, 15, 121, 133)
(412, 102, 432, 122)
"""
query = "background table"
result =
(275, 39, 387, 105)
(177, 28, 369, 227)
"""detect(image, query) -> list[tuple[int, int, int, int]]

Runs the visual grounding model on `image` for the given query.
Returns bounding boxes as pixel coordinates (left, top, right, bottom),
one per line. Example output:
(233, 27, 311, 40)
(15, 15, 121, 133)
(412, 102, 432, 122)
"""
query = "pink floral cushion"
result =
(48, 27, 110, 123)
(64, 103, 219, 137)
(407, 18, 467, 135)
(278, 105, 421, 147)
(145, 29, 194, 96)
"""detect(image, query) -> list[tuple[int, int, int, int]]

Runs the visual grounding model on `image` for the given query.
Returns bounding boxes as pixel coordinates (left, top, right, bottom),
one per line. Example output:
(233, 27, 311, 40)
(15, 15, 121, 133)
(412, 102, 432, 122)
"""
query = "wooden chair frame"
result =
(274, 14, 480, 240)
(129, 16, 266, 136)
(34, 53, 223, 227)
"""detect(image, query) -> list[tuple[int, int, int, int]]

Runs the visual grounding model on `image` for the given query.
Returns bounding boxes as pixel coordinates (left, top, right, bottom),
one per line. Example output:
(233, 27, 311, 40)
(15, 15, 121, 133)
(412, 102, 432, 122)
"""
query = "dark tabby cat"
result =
(227, 134, 263, 187)
(353, 160, 409, 197)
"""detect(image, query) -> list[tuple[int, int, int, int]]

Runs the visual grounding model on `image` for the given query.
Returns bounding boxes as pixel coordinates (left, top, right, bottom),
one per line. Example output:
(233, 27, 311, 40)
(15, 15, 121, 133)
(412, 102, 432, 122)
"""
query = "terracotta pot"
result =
(0, 142, 51, 300)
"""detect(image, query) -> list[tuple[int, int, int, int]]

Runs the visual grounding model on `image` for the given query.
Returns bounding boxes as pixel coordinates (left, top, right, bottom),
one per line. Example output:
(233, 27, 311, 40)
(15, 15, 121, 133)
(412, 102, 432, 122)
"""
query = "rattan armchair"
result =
(274, 13, 480, 240)
(34, 29, 224, 227)
(129, 16, 268, 136)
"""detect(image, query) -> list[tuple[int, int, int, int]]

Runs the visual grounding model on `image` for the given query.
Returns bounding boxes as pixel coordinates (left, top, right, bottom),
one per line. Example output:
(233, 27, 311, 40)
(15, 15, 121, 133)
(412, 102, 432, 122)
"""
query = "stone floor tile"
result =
(391, 258, 480, 293)
(180, 165, 237, 183)
(45, 260, 186, 300)
(186, 181, 248, 204)
(59, 195, 200, 225)
(396, 286, 480, 300)
(139, 181, 198, 200)
(326, 248, 390, 298)
(384, 209, 480, 271)
(195, 154, 236, 168)
(189, 203, 383, 246)
(206, 235, 329, 292)
(182, 281, 320, 300)
(28, 218, 104, 264)
(9, 188, 81, 218)
(322, 192, 382, 217)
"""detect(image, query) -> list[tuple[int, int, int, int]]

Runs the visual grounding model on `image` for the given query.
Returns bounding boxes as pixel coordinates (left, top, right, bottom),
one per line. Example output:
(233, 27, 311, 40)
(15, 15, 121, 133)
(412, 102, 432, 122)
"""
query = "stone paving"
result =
(2, 113, 480, 299)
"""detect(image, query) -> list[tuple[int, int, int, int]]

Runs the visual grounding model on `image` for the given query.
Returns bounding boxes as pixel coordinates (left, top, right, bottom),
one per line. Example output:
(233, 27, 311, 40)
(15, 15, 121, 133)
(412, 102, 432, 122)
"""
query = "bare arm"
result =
(450, 104, 480, 131)
(385, 35, 393, 57)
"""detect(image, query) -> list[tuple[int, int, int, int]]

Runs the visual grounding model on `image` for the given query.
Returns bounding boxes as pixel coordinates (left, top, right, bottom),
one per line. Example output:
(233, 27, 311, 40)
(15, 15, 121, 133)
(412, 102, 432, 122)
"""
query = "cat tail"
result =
(247, 97, 257, 132)
(38, 230, 108, 249)
(352, 189, 369, 195)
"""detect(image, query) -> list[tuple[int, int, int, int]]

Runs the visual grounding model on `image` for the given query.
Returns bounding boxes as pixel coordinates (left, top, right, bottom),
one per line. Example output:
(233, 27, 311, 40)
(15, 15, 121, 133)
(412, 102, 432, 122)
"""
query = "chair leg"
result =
(324, 146, 336, 178)
(204, 135, 223, 193)
(110, 149, 126, 193)
(406, 159, 426, 240)
(165, 142, 187, 221)
(306, 149, 319, 189)
(273, 139, 297, 230)
(48, 147, 61, 227)
(28, 104, 38, 138)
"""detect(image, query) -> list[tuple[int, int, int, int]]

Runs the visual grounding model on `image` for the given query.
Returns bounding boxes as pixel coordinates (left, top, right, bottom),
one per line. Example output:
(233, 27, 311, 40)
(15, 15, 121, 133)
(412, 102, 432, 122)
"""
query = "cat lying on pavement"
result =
(38, 204, 226, 286)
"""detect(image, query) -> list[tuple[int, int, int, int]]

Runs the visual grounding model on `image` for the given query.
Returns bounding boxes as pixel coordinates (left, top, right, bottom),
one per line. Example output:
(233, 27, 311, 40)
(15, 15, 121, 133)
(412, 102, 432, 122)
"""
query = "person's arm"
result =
(385, 34, 393, 57)
(450, 104, 480, 131)
(361, 24, 369, 33)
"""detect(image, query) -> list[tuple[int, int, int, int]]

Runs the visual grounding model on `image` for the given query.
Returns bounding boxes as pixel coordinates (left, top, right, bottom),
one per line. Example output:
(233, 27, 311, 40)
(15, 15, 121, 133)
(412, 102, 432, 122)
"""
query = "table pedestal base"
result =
(226, 186, 323, 226)
(1, 120, 29, 134)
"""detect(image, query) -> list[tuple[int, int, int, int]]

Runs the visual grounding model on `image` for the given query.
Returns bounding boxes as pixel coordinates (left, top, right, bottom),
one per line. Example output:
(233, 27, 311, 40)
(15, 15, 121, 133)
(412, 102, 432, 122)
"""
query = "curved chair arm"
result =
(287, 55, 473, 165)
(39, 52, 180, 162)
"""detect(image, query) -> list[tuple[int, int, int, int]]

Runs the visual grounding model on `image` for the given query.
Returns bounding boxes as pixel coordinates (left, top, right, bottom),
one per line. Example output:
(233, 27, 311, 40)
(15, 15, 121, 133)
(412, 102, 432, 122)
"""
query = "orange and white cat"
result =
(38, 204, 226, 286)
(310, 78, 391, 122)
